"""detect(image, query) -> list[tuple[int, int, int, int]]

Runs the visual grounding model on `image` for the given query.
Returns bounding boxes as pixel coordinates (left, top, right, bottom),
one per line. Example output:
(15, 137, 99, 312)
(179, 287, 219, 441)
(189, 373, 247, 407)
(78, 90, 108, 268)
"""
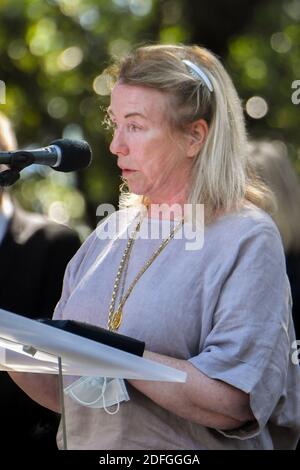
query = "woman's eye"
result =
(109, 122, 141, 132)
(128, 124, 140, 132)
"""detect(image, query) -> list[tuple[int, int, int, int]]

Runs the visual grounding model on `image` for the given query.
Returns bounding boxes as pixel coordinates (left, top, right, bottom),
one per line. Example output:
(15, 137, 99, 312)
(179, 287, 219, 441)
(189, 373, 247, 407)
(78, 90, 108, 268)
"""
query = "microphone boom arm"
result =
(0, 148, 59, 167)
(0, 139, 91, 185)
(0, 151, 35, 187)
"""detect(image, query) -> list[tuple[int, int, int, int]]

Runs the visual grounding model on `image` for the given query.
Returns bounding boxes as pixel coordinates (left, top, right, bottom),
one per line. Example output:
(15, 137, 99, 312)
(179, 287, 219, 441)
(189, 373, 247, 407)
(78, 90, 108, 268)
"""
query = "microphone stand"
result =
(0, 151, 35, 187)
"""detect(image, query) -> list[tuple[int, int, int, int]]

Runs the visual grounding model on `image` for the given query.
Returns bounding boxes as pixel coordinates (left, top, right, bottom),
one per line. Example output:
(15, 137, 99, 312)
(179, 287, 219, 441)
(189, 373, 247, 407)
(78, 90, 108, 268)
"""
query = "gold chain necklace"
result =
(107, 215, 183, 331)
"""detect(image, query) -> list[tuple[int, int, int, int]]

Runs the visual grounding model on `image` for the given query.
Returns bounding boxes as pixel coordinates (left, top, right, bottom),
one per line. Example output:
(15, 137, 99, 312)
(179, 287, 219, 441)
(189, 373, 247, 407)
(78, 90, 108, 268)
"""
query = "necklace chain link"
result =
(107, 215, 183, 331)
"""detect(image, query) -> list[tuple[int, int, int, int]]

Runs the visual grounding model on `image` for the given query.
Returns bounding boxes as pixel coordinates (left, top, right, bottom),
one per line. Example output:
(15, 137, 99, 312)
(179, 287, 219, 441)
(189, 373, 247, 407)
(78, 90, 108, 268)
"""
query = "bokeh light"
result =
(47, 97, 68, 119)
(48, 200, 70, 224)
(270, 32, 292, 53)
(129, 0, 152, 17)
(93, 73, 114, 96)
(62, 123, 84, 140)
(79, 7, 100, 30)
(246, 96, 269, 119)
(108, 39, 131, 59)
(57, 47, 83, 71)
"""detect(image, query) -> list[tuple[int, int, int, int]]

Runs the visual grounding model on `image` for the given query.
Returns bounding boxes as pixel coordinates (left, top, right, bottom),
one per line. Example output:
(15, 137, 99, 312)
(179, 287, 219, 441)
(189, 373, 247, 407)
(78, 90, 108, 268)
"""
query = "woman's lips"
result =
(122, 169, 136, 176)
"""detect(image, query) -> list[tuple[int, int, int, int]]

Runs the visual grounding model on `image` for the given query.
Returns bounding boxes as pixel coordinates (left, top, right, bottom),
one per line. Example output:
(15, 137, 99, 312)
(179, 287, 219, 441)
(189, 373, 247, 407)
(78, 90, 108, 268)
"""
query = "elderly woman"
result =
(10, 44, 300, 450)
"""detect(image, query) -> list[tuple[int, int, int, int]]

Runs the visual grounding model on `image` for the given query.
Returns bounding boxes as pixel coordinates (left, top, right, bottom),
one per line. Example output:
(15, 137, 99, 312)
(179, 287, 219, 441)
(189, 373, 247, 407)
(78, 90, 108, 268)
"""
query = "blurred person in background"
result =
(248, 140, 300, 341)
(0, 111, 81, 449)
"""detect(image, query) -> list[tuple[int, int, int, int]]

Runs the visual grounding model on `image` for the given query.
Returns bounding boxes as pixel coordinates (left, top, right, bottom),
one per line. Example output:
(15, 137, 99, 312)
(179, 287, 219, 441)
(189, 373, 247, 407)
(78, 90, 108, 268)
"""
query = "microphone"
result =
(0, 138, 92, 172)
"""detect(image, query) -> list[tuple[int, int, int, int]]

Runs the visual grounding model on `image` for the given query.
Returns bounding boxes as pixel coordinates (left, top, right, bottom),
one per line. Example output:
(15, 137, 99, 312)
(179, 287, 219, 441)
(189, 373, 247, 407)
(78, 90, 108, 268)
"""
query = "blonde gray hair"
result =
(107, 44, 274, 223)
(248, 140, 300, 252)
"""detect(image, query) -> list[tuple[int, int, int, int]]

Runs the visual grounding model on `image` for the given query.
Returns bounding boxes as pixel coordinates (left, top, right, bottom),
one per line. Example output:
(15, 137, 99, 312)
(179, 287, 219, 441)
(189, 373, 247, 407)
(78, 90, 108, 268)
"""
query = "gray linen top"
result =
(54, 204, 300, 449)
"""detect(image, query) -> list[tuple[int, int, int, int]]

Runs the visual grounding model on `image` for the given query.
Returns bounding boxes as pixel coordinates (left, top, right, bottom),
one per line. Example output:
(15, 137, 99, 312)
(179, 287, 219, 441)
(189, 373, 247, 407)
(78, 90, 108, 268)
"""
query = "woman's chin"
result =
(127, 185, 144, 195)
(125, 180, 146, 195)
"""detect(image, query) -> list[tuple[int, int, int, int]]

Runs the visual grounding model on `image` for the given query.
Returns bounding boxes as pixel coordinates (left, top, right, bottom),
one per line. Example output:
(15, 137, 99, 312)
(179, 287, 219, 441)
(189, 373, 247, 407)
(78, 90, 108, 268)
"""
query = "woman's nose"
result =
(109, 129, 129, 156)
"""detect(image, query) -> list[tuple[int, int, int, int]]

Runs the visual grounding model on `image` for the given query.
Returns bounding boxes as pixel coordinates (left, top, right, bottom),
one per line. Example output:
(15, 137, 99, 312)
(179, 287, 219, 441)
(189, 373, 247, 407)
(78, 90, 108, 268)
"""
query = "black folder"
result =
(38, 319, 145, 357)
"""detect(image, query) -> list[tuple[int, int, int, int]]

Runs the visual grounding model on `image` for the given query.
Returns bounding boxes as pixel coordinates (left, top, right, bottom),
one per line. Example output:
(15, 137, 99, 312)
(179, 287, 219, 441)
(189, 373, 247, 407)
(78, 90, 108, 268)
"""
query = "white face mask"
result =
(64, 376, 129, 415)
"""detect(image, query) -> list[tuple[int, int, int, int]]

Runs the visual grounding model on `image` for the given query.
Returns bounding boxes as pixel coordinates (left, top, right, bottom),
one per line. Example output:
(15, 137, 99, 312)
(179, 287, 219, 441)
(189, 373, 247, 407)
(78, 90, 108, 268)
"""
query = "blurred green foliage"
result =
(227, 0, 300, 173)
(0, 0, 299, 236)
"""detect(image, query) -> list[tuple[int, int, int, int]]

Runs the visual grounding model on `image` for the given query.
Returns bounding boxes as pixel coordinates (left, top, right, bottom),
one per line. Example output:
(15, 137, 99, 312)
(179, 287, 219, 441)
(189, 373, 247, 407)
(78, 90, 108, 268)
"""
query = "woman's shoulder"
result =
(212, 203, 280, 237)
(206, 203, 284, 258)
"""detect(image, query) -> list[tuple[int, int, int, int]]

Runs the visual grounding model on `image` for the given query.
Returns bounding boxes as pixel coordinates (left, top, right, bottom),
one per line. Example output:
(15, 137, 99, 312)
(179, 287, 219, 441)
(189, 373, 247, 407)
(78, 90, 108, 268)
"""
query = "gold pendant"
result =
(111, 309, 122, 331)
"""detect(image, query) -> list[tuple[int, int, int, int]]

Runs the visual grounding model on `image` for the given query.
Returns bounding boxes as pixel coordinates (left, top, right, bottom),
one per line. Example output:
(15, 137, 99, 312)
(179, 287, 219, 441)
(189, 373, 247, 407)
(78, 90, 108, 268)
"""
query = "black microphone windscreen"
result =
(51, 138, 92, 172)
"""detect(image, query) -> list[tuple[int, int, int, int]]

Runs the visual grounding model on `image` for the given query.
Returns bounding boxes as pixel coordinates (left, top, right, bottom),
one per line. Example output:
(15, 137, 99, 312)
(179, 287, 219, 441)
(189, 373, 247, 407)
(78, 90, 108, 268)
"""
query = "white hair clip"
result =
(182, 59, 213, 93)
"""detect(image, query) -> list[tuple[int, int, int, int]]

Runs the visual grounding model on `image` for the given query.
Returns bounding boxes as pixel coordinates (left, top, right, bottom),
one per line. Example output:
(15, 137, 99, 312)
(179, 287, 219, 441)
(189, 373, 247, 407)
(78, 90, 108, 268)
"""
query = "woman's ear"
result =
(186, 119, 208, 158)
